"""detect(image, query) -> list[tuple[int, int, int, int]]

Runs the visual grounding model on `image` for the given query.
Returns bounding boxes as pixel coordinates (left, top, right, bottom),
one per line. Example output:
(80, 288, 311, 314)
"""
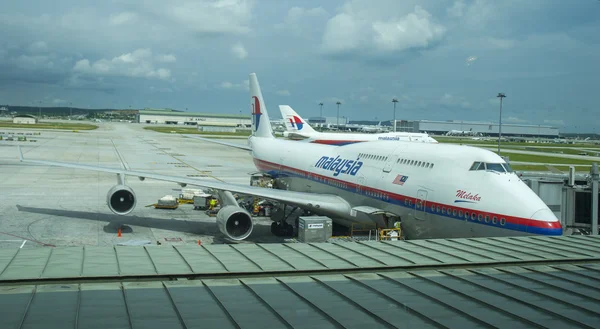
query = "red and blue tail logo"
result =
(252, 96, 262, 131)
(288, 115, 304, 130)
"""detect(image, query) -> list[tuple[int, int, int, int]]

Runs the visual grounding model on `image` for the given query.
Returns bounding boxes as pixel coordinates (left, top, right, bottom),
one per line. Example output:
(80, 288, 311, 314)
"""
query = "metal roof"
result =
(138, 110, 249, 119)
(0, 235, 599, 283)
(1, 262, 599, 329)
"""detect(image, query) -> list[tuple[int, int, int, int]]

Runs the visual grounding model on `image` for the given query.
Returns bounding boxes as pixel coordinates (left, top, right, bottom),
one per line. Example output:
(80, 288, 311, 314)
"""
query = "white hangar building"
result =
(136, 108, 251, 127)
(394, 120, 560, 138)
(12, 114, 38, 124)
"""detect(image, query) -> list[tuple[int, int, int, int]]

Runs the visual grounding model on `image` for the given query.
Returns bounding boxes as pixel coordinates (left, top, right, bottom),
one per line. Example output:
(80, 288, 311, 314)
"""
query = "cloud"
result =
(231, 42, 248, 59)
(109, 12, 137, 26)
(447, 0, 465, 17)
(505, 116, 527, 123)
(218, 79, 249, 91)
(276, 6, 329, 37)
(28, 41, 48, 53)
(544, 119, 565, 126)
(158, 0, 253, 35)
(439, 93, 471, 108)
(321, 4, 446, 60)
(277, 89, 291, 96)
(73, 48, 172, 80)
(156, 54, 177, 63)
(52, 98, 67, 104)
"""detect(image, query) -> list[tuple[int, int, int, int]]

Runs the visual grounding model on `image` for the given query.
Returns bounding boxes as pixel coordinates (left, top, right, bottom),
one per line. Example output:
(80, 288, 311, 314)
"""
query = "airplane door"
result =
(383, 155, 398, 173)
(415, 189, 428, 220)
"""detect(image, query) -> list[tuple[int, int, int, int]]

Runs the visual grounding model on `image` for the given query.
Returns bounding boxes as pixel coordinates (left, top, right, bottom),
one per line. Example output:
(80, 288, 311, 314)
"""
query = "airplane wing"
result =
(17, 146, 350, 213)
(181, 135, 252, 151)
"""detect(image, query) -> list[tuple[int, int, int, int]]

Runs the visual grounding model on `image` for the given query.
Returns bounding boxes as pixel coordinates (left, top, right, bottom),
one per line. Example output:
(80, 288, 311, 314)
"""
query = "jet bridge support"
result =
(591, 163, 598, 235)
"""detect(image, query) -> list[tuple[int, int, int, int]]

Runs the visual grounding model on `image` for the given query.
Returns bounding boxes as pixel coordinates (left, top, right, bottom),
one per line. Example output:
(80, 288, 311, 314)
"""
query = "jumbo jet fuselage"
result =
(249, 135, 562, 239)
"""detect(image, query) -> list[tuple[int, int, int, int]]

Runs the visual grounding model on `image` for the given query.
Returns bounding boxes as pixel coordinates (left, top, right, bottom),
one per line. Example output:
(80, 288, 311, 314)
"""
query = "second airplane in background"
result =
(279, 105, 438, 145)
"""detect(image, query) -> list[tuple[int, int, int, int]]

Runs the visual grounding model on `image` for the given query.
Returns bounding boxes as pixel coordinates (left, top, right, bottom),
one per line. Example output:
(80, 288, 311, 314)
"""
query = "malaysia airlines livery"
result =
(280, 105, 438, 145)
(18, 73, 562, 241)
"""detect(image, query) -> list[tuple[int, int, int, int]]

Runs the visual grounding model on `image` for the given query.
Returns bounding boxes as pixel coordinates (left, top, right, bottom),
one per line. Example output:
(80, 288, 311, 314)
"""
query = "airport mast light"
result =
(336, 101, 341, 129)
(392, 98, 398, 132)
(319, 102, 324, 131)
(497, 93, 506, 156)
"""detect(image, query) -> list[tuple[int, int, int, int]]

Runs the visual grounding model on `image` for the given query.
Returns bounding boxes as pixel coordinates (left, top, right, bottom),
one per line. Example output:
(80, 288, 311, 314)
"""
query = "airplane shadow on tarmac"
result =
(15, 205, 282, 243)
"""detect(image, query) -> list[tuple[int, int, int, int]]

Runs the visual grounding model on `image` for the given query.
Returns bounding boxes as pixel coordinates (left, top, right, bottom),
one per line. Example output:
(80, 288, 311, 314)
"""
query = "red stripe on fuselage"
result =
(252, 158, 561, 231)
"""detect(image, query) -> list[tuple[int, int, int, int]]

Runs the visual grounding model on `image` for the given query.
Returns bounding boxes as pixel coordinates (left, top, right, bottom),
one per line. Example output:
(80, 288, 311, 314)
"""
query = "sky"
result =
(0, 0, 599, 132)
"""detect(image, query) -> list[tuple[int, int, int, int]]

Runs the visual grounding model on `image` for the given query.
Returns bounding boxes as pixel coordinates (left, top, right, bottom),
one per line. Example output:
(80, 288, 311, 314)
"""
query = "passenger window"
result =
(471, 213, 476, 221)
(485, 215, 490, 223)
(431, 164, 434, 169)
(478, 214, 483, 221)
(492, 216, 498, 224)
(459, 210, 463, 217)
(442, 207, 446, 214)
(465, 211, 469, 219)
(436, 206, 441, 213)
(452, 209, 457, 216)
(500, 218, 506, 226)
(431, 205, 435, 212)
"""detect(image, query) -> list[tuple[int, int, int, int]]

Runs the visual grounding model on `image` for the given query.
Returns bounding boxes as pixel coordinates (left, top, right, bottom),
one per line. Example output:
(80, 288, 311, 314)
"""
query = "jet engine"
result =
(106, 185, 136, 215)
(216, 205, 254, 241)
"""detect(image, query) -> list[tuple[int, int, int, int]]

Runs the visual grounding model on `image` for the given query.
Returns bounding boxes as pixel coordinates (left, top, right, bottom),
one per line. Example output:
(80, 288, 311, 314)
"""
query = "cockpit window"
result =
(502, 163, 514, 173)
(486, 163, 506, 173)
(470, 162, 512, 173)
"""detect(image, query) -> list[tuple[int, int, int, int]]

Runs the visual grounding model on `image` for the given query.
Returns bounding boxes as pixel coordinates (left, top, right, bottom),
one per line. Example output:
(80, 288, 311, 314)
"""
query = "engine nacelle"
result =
(106, 184, 136, 215)
(283, 131, 290, 138)
(216, 205, 254, 241)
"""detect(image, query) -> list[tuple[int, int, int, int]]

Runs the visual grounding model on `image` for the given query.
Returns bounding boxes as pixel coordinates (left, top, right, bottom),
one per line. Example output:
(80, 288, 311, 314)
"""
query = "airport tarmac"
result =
(0, 122, 285, 248)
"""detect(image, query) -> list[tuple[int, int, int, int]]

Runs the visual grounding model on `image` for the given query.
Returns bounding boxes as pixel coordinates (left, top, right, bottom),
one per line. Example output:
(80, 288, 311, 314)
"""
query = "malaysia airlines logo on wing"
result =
(392, 175, 408, 185)
(252, 96, 261, 131)
(315, 155, 363, 177)
(288, 116, 303, 130)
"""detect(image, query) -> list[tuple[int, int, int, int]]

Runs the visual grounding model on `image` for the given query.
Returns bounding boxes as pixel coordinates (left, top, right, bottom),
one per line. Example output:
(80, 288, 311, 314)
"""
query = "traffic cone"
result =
(118, 228, 122, 238)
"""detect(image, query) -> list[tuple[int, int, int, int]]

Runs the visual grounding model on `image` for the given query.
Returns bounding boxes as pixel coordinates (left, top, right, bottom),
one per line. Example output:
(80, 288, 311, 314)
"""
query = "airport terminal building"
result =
(409, 120, 559, 137)
(136, 108, 250, 127)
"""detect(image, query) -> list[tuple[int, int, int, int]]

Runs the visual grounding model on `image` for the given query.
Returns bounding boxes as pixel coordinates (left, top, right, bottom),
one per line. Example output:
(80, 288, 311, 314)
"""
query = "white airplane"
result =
(280, 105, 438, 145)
(446, 129, 480, 137)
(360, 121, 383, 133)
(17, 73, 562, 241)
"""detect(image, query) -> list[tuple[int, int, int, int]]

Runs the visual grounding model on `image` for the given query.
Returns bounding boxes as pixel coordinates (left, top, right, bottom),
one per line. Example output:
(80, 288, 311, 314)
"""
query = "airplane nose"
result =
(531, 208, 558, 221)
(529, 208, 562, 235)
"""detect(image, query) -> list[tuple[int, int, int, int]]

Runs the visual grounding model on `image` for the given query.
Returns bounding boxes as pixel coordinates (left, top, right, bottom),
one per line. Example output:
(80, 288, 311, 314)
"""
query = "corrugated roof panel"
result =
(360, 241, 443, 265)
(203, 279, 291, 329)
(123, 281, 185, 329)
(42, 247, 83, 278)
(174, 245, 228, 273)
(0, 285, 34, 329)
(164, 281, 240, 329)
(229, 244, 296, 272)
(329, 241, 414, 266)
(307, 242, 387, 268)
(516, 236, 600, 257)
(422, 239, 519, 262)
(239, 277, 344, 329)
(254, 243, 326, 271)
(0, 248, 51, 280)
(144, 246, 193, 275)
(22, 285, 79, 329)
(115, 246, 157, 276)
(202, 245, 263, 272)
(282, 243, 358, 269)
(447, 238, 558, 260)
(0, 249, 19, 276)
(81, 246, 120, 277)
(79, 283, 131, 329)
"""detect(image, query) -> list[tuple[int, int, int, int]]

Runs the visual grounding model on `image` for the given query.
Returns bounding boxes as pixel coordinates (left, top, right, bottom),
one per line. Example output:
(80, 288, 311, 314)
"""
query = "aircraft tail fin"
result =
(279, 105, 317, 134)
(249, 73, 274, 138)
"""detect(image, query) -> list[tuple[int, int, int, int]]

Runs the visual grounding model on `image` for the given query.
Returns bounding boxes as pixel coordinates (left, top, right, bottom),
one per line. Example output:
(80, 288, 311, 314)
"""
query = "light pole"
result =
(497, 93, 506, 156)
(38, 101, 41, 119)
(69, 102, 72, 119)
(392, 98, 398, 132)
(336, 101, 341, 129)
(318, 102, 323, 131)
